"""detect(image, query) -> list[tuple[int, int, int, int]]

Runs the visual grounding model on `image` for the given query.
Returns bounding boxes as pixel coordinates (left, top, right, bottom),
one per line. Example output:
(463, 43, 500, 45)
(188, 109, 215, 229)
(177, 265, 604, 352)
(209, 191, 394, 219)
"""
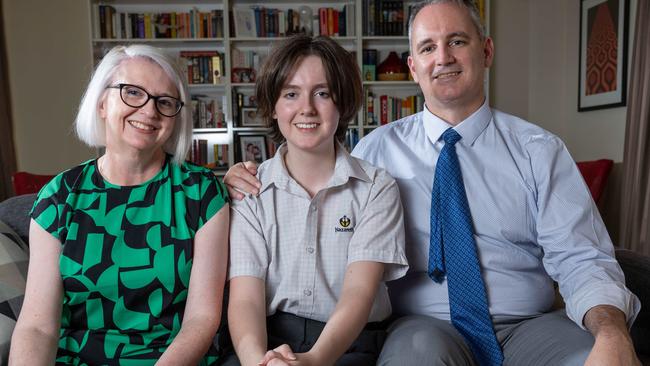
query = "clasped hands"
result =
(257, 344, 321, 366)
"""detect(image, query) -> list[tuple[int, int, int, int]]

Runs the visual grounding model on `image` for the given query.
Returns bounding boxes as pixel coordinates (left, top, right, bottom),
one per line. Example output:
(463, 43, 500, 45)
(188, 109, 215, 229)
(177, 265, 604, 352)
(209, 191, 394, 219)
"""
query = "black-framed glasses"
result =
(106, 83, 184, 117)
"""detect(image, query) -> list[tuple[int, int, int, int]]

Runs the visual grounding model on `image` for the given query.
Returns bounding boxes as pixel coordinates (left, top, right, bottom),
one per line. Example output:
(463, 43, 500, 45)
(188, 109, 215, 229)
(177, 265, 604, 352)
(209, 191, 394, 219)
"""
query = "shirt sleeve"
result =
(228, 196, 268, 280)
(528, 136, 640, 329)
(30, 172, 69, 241)
(197, 172, 229, 229)
(347, 168, 409, 281)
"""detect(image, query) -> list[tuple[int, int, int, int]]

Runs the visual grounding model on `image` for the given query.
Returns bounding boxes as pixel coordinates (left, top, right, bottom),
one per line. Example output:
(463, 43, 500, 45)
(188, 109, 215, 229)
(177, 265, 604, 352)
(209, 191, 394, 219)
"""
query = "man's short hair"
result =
(408, 0, 486, 52)
(75, 45, 191, 166)
(255, 35, 362, 144)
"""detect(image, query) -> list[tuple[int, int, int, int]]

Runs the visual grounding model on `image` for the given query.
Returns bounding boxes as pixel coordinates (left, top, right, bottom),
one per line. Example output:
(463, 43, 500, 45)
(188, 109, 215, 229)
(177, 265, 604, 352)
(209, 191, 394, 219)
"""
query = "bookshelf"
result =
(88, 0, 488, 171)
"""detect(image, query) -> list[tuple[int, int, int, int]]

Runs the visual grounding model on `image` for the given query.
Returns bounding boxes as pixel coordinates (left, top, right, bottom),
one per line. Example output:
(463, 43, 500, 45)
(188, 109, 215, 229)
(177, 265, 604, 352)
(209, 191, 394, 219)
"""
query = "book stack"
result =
(362, 0, 405, 36)
(364, 90, 424, 125)
(231, 49, 261, 71)
(231, 5, 355, 38)
(345, 129, 360, 151)
(92, 5, 224, 39)
(180, 51, 224, 85)
(213, 144, 229, 169)
(362, 49, 378, 81)
(191, 96, 225, 129)
(189, 140, 229, 170)
(190, 139, 208, 165)
(317, 5, 355, 37)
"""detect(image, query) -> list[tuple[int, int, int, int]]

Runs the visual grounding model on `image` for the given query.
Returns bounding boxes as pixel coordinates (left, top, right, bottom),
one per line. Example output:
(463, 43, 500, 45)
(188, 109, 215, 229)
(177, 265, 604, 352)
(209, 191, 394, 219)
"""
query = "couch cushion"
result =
(0, 194, 37, 244)
(615, 248, 650, 359)
(0, 219, 29, 363)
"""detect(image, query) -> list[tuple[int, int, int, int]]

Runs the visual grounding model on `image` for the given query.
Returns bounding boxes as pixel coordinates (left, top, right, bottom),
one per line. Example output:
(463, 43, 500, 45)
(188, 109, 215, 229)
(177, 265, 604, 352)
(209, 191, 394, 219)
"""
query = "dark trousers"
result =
(220, 311, 387, 366)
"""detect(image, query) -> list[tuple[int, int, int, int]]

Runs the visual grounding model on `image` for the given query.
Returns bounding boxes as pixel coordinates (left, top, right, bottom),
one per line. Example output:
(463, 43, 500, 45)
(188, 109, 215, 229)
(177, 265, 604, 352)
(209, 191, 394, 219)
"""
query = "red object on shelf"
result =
(11, 171, 55, 196)
(576, 159, 614, 203)
(377, 51, 408, 81)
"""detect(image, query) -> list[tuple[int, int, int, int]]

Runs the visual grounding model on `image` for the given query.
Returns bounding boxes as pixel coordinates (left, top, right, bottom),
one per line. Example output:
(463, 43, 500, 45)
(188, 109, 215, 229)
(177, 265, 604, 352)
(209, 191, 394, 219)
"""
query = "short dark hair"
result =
(255, 35, 362, 144)
(408, 0, 486, 51)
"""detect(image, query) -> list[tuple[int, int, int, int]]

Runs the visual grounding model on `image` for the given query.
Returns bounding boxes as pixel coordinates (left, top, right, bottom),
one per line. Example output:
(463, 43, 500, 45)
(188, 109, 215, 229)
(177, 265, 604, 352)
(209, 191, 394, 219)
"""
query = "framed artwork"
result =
(578, 0, 629, 111)
(238, 135, 268, 164)
(233, 7, 257, 37)
(240, 107, 264, 127)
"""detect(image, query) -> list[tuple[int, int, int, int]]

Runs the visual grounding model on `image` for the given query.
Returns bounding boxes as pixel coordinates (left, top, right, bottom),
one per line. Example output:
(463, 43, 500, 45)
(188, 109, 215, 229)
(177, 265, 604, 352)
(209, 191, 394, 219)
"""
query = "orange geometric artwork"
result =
(585, 1, 619, 95)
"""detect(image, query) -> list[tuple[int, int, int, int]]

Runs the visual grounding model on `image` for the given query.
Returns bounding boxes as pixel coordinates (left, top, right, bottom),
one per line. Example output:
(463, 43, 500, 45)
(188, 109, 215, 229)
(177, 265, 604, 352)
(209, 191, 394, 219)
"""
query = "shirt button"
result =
(312, 206, 317, 212)
(304, 289, 312, 296)
(306, 247, 314, 254)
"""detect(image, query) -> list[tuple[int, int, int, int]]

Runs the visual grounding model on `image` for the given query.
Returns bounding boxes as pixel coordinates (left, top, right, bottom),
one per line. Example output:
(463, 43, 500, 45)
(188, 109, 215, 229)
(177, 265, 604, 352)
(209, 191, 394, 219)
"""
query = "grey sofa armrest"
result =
(615, 248, 650, 361)
(0, 194, 37, 244)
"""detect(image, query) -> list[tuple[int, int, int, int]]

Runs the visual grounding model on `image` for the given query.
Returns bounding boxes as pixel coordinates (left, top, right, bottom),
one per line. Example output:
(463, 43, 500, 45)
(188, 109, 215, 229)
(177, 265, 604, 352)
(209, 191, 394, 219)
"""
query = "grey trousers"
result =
(219, 311, 387, 366)
(376, 309, 594, 366)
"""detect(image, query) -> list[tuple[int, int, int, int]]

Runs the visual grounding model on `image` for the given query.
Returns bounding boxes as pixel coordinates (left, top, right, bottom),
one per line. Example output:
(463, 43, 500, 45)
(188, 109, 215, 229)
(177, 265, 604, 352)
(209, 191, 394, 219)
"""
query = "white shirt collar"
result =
(422, 99, 493, 146)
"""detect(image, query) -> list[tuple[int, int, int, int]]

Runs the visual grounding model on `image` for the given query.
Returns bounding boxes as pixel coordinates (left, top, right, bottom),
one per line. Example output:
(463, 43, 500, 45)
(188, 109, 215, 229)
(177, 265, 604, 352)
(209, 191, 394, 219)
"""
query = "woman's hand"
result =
(223, 161, 261, 200)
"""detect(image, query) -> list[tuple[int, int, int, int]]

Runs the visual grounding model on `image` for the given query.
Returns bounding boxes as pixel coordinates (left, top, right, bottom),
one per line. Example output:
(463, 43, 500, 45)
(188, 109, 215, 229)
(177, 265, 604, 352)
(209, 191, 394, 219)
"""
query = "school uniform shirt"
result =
(229, 142, 409, 323)
(352, 101, 640, 328)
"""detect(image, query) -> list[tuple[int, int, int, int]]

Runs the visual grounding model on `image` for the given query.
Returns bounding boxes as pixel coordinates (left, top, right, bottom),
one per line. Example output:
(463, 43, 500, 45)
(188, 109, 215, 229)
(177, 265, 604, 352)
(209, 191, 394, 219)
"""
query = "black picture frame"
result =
(240, 107, 265, 127)
(578, 0, 629, 112)
(237, 134, 268, 164)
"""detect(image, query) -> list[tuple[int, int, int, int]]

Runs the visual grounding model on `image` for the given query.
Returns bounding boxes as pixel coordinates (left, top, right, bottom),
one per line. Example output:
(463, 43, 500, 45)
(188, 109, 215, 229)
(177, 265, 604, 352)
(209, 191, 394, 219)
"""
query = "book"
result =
(319, 8, 327, 36)
(198, 139, 208, 165)
(212, 54, 222, 84)
(380, 95, 388, 125)
(233, 7, 257, 37)
(346, 3, 355, 36)
(213, 144, 229, 168)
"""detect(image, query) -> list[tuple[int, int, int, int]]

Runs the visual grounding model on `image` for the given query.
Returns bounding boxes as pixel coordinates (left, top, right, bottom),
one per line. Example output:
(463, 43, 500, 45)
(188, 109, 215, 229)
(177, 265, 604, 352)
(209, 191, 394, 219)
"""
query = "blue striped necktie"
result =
(428, 128, 504, 366)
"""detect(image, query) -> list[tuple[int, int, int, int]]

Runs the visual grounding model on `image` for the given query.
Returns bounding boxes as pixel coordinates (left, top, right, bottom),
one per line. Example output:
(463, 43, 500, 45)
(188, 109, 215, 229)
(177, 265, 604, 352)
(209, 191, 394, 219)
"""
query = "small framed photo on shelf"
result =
(578, 0, 629, 111)
(233, 7, 257, 37)
(231, 67, 256, 83)
(240, 107, 265, 127)
(238, 135, 268, 164)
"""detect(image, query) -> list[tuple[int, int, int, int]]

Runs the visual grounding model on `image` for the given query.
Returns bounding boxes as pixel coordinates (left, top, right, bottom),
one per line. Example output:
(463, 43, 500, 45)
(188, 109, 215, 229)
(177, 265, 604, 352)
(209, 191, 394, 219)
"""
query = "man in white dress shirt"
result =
(224, 1, 640, 365)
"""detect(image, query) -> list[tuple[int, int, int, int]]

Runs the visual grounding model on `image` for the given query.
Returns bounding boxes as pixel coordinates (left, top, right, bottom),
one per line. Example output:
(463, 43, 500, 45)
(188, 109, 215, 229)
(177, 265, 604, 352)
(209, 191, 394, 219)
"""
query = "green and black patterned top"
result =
(31, 155, 228, 365)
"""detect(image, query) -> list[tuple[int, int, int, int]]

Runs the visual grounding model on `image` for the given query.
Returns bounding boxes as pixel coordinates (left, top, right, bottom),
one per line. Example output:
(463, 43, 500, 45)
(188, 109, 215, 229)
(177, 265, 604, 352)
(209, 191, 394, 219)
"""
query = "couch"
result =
(1, 194, 649, 364)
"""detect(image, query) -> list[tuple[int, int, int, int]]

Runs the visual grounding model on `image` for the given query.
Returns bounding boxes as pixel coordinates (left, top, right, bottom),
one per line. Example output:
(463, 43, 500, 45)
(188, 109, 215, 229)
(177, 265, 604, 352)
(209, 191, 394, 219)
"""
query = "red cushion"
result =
(576, 159, 614, 203)
(11, 172, 55, 196)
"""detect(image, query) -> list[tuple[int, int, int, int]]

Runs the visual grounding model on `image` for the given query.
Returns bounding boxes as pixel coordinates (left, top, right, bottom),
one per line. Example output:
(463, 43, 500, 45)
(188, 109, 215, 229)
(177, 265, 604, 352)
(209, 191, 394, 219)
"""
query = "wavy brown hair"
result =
(255, 35, 362, 144)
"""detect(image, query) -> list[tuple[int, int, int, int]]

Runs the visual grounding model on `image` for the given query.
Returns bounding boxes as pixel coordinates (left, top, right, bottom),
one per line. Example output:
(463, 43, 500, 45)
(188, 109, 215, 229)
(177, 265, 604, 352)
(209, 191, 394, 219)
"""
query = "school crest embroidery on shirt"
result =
(335, 215, 354, 232)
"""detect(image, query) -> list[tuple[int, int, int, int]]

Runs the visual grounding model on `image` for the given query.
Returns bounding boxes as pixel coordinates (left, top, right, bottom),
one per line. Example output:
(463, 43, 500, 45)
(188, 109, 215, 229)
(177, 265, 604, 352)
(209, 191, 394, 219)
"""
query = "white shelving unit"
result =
(89, 0, 491, 170)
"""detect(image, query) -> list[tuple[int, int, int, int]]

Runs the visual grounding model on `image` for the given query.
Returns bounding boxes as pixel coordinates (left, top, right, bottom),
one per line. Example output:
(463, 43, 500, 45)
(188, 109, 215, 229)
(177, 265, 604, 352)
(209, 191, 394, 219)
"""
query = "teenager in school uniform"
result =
(221, 34, 409, 366)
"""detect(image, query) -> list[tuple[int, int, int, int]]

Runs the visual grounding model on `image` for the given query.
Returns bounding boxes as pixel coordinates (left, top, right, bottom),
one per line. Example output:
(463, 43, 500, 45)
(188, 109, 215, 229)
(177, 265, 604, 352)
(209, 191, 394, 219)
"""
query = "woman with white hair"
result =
(9, 45, 229, 365)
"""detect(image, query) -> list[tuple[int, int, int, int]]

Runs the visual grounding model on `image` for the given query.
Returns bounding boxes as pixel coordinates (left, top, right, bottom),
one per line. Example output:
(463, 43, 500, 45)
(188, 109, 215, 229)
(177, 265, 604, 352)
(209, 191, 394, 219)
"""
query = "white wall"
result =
(491, 0, 636, 163)
(3, 0, 95, 174)
(490, 0, 530, 120)
(3, 0, 636, 171)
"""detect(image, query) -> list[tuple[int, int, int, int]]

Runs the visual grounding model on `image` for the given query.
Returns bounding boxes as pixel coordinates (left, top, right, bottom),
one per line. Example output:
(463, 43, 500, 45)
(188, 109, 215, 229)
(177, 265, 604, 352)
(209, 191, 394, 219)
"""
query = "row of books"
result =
(180, 51, 224, 85)
(231, 49, 262, 70)
(363, 0, 407, 36)
(231, 5, 355, 38)
(92, 5, 224, 39)
(317, 6, 355, 37)
(365, 91, 424, 125)
(189, 140, 229, 169)
(345, 128, 360, 151)
(191, 96, 226, 129)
